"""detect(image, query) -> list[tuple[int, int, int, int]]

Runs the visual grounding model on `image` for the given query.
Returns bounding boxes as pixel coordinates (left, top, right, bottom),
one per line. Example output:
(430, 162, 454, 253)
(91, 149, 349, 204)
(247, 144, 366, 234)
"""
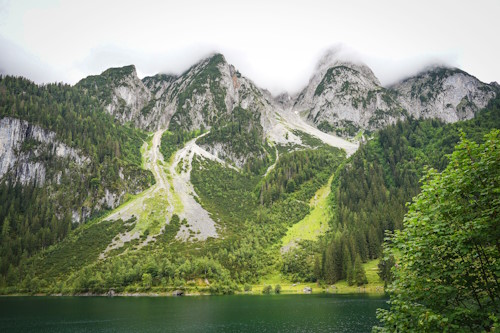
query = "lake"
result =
(0, 294, 387, 332)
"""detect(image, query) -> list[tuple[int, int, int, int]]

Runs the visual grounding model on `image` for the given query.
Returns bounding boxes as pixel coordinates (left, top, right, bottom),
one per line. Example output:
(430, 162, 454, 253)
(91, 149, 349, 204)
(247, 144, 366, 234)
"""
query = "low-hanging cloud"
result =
(0, 35, 62, 83)
(0, 0, 498, 95)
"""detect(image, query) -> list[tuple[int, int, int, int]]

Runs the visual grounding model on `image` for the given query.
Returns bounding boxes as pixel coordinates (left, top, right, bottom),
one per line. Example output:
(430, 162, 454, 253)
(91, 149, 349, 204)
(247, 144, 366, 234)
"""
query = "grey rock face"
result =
(390, 67, 497, 122)
(292, 51, 497, 137)
(0, 117, 88, 185)
(293, 54, 405, 135)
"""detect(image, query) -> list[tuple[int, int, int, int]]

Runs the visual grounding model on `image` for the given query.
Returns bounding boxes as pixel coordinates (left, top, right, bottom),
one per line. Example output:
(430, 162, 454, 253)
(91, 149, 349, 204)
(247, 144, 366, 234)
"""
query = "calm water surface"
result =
(0, 294, 387, 332)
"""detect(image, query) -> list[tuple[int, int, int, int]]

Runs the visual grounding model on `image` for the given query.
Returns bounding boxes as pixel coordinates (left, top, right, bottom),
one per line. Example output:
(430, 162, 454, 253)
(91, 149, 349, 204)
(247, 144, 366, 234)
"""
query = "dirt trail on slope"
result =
(100, 130, 226, 258)
(264, 146, 279, 177)
(169, 134, 219, 241)
(100, 130, 174, 258)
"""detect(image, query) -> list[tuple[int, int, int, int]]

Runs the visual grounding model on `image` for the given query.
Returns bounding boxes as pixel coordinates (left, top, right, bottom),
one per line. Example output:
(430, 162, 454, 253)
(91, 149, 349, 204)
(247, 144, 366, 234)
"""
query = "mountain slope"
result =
(294, 50, 498, 137)
(294, 51, 406, 136)
(390, 66, 497, 122)
(1, 52, 498, 295)
(0, 76, 154, 276)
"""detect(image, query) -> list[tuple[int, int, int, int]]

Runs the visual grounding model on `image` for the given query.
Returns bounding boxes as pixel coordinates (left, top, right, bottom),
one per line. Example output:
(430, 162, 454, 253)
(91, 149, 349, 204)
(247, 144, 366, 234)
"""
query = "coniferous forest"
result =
(0, 74, 498, 332)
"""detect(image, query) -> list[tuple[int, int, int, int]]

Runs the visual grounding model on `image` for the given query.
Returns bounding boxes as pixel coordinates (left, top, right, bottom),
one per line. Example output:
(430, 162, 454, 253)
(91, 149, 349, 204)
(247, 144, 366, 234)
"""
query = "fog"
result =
(0, 0, 499, 95)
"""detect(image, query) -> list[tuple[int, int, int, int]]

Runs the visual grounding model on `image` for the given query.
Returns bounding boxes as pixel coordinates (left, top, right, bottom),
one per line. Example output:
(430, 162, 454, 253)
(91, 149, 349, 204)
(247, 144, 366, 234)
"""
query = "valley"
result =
(2, 1, 499, 330)
(0, 51, 498, 311)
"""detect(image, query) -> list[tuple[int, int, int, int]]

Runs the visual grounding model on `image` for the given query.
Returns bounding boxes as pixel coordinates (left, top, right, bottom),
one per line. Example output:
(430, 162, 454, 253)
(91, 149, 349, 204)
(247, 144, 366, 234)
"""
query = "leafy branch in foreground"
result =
(374, 130, 500, 332)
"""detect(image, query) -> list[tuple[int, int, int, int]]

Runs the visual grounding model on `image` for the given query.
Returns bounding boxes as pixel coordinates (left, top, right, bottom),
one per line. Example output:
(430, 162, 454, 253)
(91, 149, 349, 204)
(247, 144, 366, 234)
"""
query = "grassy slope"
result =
(7, 128, 348, 294)
(281, 175, 333, 249)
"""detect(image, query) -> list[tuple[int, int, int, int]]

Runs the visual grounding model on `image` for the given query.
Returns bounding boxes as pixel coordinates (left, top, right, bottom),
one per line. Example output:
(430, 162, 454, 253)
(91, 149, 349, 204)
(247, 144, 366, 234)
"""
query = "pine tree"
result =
(313, 256, 321, 281)
(353, 255, 367, 286)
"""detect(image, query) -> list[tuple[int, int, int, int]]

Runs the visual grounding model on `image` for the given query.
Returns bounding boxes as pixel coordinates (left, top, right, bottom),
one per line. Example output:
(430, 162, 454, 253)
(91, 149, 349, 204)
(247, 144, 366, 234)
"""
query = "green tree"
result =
(142, 273, 152, 290)
(262, 285, 272, 294)
(313, 256, 321, 281)
(374, 130, 500, 332)
(377, 253, 395, 287)
(346, 261, 354, 286)
(353, 255, 367, 286)
(274, 284, 282, 294)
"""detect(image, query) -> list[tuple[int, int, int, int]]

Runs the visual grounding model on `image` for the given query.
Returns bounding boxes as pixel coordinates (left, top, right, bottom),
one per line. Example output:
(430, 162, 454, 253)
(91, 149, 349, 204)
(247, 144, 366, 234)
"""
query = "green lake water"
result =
(0, 294, 387, 332)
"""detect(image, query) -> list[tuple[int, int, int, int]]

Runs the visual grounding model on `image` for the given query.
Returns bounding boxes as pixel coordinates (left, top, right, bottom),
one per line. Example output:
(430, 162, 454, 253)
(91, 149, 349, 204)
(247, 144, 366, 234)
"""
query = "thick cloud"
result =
(0, 0, 498, 95)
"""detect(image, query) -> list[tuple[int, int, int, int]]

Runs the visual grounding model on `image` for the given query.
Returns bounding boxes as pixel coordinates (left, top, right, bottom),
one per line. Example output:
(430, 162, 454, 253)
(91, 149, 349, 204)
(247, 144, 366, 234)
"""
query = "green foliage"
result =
(353, 255, 368, 286)
(317, 121, 335, 133)
(142, 273, 152, 289)
(0, 76, 152, 277)
(374, 130, 500, 332)
(377, 253, 395, 287)
(189, 145, 345, 287)
(292, 130, 326, 148)
(9, 217, 133, 290)
(274, 284, 281, 294)
(258, 147, 344, 205)
(198, 106, 269, 173)
(321, 96, 500, 288)
(281, 243, 316, 282)
(332, 120, 360, 137)
(262, 285, 272, 294)
(160, 129, 202, 161)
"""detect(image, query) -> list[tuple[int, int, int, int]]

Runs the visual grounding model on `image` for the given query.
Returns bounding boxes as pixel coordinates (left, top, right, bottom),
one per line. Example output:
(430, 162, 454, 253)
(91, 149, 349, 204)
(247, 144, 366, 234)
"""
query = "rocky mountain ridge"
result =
(390, 66, 497, 122)
(78, 52, 498, 142)
(293, 51, 497, 135)
(1, 52, 497, 222)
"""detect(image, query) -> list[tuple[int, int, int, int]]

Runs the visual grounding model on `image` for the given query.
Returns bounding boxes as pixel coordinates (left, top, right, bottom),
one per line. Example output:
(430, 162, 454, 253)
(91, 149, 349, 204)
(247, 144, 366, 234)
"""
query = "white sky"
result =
(0, 0, 499, 95)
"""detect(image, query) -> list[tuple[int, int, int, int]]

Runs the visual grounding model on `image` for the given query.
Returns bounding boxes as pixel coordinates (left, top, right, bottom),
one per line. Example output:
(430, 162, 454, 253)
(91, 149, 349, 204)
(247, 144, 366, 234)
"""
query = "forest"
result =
(312, 97, 500, 287)
(0, 73, 498, 326)
(0, 76, 153, 278)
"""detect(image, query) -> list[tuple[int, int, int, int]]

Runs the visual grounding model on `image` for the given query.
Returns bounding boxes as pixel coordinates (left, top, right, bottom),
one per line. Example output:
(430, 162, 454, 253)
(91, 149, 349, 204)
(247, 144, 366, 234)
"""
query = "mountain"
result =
(293, 50, 498, 136)
(0, 52, 498, 295)
(77, 54, 281, 168)
(0, 77, 154, 275)
(76, 65, 154, 128)
(294, 50, 405, 136)
(390, 66, 497, 122)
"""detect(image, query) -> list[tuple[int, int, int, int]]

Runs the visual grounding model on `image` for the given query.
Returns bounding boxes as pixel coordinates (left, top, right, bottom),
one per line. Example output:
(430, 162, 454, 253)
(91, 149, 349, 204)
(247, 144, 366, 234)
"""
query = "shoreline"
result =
(0, 289, 387, 297)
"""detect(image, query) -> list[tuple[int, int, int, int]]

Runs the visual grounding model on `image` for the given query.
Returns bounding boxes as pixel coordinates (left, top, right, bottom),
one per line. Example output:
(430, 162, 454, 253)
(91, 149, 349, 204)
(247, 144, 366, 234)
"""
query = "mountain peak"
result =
(315, 48, 379, 85)
(101, 64, 138, 79)
(196, 52, 227, 68)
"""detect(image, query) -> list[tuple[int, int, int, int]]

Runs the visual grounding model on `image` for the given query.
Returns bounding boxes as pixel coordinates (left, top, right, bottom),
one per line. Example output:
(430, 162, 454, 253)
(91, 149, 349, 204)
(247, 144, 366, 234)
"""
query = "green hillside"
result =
(0, 72, 498, 297)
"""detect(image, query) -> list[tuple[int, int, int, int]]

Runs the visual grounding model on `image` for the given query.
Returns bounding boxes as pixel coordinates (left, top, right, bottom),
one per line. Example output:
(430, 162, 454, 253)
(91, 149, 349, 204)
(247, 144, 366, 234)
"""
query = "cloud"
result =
(0, 0, 498, 95)
(0, 35, 61, 83)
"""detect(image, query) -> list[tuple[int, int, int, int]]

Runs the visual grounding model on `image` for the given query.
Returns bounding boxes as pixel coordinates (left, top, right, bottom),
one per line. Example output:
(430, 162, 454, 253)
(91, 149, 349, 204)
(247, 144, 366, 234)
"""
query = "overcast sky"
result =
(0, 0, 499, 95)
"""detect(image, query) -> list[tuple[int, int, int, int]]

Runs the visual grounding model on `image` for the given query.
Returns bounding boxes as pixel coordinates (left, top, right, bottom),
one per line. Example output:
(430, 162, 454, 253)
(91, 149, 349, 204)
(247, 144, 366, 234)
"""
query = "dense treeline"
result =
(0, 76, 152, 278)
(318, 96, 500, 284)
(258, 147, 344, 205)
(0, 183, 72, 279)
